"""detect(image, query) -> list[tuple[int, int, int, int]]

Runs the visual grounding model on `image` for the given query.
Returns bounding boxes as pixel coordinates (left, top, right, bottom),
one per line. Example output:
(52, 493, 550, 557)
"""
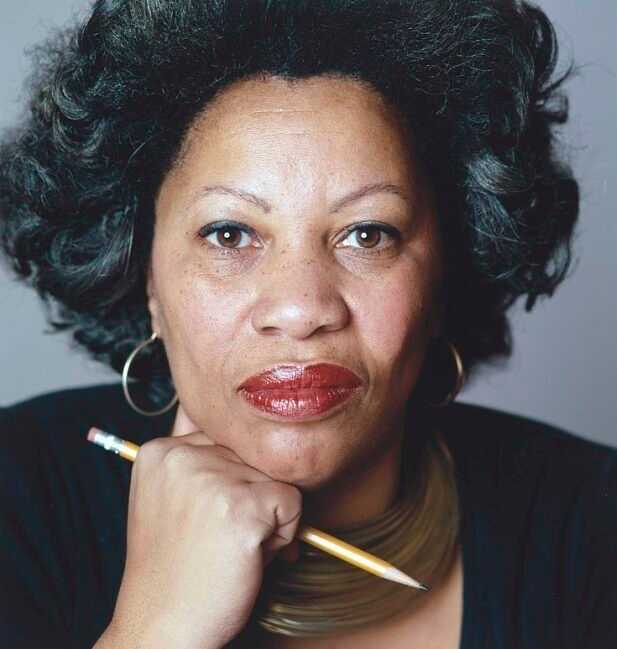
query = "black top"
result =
(1, 382, 615, 649)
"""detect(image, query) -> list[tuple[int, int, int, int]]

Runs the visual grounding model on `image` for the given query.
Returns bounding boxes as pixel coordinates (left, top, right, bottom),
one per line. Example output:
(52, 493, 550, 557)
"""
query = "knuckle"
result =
(274, 483, 303, 527)
(244, 529, 267, 552)
(162, 443, 197, 473)
(210, 483, 243, 520)
(209, 484, 265, 540)
(274, 482, 303, 508)
(134, 437, 168, 467)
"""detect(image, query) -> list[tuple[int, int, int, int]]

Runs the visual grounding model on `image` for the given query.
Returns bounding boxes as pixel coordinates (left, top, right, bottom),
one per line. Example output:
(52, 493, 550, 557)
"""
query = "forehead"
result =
(155, 76, 437, 242)
(180, 74, 412, 158)
(167, 75, 419, 194)
(200, 74, 400, 122)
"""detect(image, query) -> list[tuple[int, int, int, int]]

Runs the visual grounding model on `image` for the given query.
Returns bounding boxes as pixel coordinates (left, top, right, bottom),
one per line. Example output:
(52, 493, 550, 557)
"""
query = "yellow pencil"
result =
(86, 426, 430, 591)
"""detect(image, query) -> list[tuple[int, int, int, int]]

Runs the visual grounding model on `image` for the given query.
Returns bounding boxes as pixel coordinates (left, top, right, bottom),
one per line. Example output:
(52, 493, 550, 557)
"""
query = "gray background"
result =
(1, 1, 615, 446)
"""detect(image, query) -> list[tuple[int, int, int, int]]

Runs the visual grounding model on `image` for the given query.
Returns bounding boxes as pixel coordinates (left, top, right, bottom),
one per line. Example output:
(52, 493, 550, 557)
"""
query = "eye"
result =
(337, 223, 400, 252)
(197, 220, 401, 254)
(197, 221, 254, 250)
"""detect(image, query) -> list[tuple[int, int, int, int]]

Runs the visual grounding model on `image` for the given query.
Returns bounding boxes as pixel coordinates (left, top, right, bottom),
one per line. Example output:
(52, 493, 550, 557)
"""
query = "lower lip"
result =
(238, 386, 359, 420)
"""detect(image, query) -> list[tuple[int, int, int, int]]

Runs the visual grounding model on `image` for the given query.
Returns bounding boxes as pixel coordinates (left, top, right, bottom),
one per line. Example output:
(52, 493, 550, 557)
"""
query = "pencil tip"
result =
(382, 566, 431, 591)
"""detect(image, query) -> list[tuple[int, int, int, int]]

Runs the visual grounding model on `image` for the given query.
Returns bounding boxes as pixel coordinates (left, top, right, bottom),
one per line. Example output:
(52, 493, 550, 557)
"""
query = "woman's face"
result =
(148, 75, 445, 490)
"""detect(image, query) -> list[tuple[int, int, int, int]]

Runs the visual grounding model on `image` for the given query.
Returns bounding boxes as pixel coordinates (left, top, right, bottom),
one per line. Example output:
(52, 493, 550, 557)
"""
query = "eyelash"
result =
(197, 220, 401, 255)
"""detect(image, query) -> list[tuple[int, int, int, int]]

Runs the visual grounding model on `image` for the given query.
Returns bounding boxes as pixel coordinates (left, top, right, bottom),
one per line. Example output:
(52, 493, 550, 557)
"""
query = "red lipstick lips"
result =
(237, 363, 363, 420)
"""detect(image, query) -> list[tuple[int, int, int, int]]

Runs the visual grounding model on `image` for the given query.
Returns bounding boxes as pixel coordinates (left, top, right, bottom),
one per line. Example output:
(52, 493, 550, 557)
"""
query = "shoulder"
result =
(0, 384, 158, 645)
(437, 400, 616, 571)
(0, 381, 174, 562)
(0, 382, 175, 490)
(436, 400, 616, 548)
(438, 403, 617, 645)
(438, 399, 617, 483)
(1, 381, 174, 449)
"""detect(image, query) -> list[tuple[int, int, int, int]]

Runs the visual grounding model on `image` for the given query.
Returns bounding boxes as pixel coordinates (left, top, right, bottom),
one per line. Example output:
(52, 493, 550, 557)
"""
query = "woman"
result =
(0, 1, 615, 648)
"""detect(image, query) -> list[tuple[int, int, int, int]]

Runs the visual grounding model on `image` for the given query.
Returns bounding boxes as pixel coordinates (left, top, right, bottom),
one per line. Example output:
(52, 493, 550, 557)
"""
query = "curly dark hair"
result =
(0, 0, 579, 409)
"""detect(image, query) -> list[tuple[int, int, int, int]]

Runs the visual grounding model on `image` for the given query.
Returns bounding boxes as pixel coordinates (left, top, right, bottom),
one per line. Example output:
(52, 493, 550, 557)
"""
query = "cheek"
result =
(356, 272, 433, 359)
(157, 269, 247, 404)
(151, 236, 244, 349)
(175, 273, 244, 343)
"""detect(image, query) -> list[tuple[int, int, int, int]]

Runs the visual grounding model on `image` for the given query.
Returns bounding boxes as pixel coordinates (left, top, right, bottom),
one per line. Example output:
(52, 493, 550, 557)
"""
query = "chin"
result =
(236, 425, 350, 488)
(251, 453, 337, 491)
(258, 461, 327, 488)
(274, 475, 323, 491)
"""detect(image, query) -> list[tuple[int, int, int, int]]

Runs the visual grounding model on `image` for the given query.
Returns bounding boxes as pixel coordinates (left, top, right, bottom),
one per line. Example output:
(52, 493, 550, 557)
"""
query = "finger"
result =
(169, 403, 263, 469)
(254, 481, 303, 551)
(163, 428, 269, 476)
(260, 517, 302, 555)
(168, 403, 284, 476)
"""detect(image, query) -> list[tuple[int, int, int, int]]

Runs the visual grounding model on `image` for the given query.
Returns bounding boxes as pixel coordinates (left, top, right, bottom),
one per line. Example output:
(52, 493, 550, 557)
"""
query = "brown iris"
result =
(355, 226, 381, 248)
(216, 228, 243, 248)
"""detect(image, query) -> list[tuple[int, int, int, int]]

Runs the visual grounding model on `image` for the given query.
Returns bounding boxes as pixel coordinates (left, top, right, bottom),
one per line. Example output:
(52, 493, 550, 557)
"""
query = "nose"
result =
(250, 245, 350, 340)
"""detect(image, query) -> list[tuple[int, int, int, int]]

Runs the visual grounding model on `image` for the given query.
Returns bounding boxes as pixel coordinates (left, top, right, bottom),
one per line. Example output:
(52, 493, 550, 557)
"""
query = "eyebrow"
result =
(190, 182, 408, 214)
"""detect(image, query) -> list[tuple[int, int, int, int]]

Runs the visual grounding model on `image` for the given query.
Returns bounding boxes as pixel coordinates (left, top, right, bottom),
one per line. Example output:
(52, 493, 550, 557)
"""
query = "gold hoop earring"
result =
(122, 332, 179, 417)
(426, 340, 465, 408)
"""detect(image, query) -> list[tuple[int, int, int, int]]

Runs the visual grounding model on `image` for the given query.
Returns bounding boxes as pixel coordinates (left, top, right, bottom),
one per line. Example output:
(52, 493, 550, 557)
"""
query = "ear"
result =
(146, 262, 163, 337)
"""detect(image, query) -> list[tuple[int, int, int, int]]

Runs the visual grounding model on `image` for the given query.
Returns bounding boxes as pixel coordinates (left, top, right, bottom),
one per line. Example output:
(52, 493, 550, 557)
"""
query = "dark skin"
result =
(147, 75, 462, 647)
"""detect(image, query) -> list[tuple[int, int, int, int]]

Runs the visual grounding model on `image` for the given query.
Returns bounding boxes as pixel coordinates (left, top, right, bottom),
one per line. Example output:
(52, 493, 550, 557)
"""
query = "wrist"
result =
(104, 614, 226, 649)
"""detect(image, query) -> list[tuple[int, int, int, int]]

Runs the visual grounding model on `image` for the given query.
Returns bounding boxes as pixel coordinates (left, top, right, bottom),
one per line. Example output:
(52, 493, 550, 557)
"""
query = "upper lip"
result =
(237, 363, 363, 392)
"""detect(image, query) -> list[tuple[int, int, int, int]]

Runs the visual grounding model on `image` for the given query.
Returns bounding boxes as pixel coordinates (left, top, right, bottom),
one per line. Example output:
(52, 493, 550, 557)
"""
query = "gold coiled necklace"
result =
(245, 414, 461, 640)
